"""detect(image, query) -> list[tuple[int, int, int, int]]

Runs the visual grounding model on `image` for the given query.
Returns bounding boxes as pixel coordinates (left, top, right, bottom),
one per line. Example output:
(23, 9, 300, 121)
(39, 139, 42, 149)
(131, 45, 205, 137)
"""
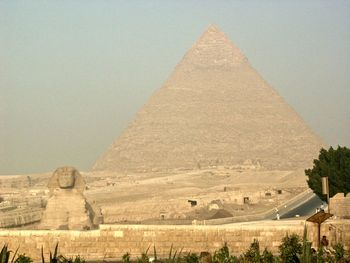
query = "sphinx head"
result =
(56, 167, 77, 189)
(48, 166, 85, 194)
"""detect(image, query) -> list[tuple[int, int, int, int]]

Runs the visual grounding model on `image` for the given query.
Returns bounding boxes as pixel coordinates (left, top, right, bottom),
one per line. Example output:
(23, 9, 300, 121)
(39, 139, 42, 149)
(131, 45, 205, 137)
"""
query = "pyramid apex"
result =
(180, 25, 247, 70)
(202, 24, 228, 39)
(206, 24, 221, 32)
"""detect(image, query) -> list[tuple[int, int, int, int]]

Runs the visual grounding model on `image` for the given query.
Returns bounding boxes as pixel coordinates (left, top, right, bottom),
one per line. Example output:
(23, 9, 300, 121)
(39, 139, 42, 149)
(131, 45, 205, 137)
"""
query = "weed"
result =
(333, 243, 345, 262)
(183, 253, 199, 263)
(14, 254, 32, 263)
(137, 245, 150, 263)
(0, 245, 18, 263)
(41, 243, 59, 263)
(300, 226, 312, 263)
(122, 252, 131, 263)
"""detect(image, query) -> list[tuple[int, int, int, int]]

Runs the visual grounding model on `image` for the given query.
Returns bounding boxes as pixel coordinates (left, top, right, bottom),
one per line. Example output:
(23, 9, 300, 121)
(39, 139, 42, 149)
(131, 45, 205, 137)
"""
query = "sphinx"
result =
(40, 166, 92, 230)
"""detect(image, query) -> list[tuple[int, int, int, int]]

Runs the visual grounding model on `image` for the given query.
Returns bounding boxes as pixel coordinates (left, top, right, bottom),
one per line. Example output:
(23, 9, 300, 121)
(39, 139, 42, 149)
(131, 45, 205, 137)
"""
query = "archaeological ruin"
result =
(93, 25, 323, 173)
(40, 166, 93, 230)
(1, 25, 348, 258)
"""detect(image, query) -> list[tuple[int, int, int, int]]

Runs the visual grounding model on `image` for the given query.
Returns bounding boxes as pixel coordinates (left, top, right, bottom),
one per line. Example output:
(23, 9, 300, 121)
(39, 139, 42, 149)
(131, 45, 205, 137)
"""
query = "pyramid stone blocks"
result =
(93, 25, 323, 173)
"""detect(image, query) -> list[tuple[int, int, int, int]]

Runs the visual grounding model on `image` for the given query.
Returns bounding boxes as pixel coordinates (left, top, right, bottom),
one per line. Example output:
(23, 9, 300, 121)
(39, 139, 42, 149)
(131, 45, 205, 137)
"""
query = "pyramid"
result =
(93, 25, 324, 173)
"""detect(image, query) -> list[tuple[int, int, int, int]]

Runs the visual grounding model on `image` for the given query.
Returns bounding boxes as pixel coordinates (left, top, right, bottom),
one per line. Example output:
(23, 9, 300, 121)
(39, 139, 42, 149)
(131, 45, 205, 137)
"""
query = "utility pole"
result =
(322, 176, 330, 213)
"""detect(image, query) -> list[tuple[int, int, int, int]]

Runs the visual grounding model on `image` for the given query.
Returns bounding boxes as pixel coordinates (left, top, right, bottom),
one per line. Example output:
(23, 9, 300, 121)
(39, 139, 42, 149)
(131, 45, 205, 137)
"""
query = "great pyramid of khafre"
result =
(93, 25, 324, 173)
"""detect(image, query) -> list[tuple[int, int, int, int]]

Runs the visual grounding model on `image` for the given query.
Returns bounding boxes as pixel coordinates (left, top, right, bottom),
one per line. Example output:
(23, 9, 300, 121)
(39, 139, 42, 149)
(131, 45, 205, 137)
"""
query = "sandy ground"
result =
(0, 168, 309, 226)
(83, 168, 308, 223)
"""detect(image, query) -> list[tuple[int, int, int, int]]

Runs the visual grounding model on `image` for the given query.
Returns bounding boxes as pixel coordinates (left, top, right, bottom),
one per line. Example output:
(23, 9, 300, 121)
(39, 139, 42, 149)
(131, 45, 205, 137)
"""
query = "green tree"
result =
(213, 243, 237, 263)
(242, 239, 261, 263)
(305, 146, 350, 201)
(278, 234, 302, 263)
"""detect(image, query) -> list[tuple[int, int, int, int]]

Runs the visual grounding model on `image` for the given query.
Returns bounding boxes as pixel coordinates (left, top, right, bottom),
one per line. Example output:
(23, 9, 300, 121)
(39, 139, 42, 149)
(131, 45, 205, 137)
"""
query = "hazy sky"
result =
(1, 1, 349, 175)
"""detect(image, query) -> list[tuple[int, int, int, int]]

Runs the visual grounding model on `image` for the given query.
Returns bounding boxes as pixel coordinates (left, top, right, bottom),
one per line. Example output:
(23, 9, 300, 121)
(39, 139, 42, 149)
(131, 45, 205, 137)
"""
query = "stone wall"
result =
(0, 220, 349, 261)
(0, 208, 42, 228)
(330, 193, 350, 219)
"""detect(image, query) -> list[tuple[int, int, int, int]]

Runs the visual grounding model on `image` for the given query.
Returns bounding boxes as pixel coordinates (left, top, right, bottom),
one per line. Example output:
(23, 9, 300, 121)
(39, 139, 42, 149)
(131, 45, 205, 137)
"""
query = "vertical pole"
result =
(322, 177, 330, 213)
(327, 193, 330, 214)
(318, 222, 321, 248)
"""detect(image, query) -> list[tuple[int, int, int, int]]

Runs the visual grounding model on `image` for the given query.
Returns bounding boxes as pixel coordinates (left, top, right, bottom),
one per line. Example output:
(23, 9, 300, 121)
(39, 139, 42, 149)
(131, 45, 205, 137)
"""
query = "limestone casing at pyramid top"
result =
(177, 24, 248, 71)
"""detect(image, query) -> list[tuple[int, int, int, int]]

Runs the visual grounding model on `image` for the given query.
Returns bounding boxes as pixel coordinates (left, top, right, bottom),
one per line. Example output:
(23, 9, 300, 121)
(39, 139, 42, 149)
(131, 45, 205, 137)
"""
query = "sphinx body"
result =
(40, 167, 92, 230)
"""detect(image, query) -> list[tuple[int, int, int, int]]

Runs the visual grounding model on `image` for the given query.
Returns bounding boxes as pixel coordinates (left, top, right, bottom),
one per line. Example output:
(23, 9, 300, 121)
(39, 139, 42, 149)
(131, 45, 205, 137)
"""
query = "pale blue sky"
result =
(1, 1, 349, 175)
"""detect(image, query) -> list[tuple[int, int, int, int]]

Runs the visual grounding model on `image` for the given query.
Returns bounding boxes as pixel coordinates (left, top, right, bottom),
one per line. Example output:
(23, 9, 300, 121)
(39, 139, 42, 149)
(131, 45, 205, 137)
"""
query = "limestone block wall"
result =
(0, 176, 31, 188)
(0, 220, 349, 261)
(330, 193, 350, 219)
(0, 209, 42, 228)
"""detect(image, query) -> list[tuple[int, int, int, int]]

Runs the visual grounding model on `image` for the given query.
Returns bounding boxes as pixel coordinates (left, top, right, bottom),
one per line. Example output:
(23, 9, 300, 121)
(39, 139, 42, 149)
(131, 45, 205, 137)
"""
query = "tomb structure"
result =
(93, 25, 323, 174)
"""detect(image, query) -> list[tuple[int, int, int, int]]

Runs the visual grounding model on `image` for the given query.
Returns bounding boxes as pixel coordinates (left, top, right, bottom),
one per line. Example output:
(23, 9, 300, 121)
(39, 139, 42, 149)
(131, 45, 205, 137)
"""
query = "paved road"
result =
(263, 192, 324, 220)
(280, 194, 323, 219)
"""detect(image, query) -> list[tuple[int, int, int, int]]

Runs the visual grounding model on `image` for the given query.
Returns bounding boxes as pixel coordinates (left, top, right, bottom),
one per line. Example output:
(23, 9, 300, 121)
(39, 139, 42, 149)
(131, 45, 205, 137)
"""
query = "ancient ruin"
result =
(0, 26, 329, 227)
(93, 25, 323, 173)
(40, 166, 92, 230)
(0, 16, 348, 261)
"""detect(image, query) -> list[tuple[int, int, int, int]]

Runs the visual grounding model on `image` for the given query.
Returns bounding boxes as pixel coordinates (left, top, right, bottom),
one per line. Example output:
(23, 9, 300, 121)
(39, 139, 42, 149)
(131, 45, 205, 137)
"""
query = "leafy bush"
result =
(14, 254, 32, 263)
(213, 243, 237, 263)
(317, 246, 325, 263)
(333, 243, 345, 262)
(240, 240, 275, 263)
(58, 255, 86, 263)
(183, 253, 199, 263)
(242, 239, 261, 263)
(278, 234, 302, 263)
(1, 245, 18, 263)
(1, 245, 12, 263)
(261, 248, 274, 263)
(122, 252, 131, 263)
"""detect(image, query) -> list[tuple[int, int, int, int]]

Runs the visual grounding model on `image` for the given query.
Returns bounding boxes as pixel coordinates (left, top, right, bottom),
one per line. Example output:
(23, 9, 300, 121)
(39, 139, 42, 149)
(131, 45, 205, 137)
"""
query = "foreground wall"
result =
(330, 193, 350, 219)
(0, 220, 349, 261)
